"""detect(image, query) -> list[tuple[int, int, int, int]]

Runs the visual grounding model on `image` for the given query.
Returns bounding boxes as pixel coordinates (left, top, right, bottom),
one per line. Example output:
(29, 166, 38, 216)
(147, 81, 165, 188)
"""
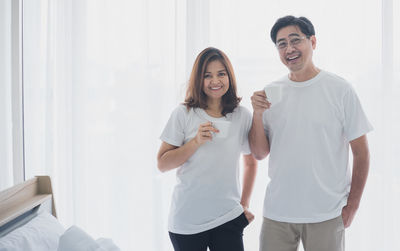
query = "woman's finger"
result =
(202, 126, 219, 133)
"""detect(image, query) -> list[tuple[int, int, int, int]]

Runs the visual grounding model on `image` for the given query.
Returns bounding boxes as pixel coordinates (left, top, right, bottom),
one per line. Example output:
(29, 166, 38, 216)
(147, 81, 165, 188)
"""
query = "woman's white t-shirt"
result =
(160, 105, 252, 234)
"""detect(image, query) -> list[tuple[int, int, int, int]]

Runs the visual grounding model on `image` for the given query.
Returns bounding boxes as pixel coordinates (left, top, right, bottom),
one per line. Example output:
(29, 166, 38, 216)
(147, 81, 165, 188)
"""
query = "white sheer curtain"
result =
(23, 0, 185, 250)
(0, 0, 13, 191)
(21, 0, 399, 251)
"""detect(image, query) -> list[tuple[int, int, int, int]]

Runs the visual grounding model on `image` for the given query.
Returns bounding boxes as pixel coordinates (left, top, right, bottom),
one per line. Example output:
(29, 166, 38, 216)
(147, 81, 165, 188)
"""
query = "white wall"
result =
(0, 0, 13, 190)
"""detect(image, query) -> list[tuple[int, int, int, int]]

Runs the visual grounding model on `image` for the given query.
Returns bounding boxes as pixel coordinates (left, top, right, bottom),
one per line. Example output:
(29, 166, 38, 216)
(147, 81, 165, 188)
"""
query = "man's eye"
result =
(291, 38, 301, 44)
(278, 42, 287, 48)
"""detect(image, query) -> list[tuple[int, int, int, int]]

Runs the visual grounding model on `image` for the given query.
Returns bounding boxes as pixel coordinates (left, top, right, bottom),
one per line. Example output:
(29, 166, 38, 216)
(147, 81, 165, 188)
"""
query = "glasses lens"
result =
(277, 42, 287, 49)
(290, 38, 302, 45)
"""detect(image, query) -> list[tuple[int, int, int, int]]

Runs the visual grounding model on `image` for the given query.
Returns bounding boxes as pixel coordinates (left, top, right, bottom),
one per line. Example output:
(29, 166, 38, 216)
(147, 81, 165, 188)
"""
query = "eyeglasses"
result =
(276, 36, 308, 50)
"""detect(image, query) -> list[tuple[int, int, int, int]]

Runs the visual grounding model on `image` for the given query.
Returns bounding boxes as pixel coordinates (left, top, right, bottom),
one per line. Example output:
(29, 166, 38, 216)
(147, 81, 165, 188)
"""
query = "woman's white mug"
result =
(211, 121, 231, 138)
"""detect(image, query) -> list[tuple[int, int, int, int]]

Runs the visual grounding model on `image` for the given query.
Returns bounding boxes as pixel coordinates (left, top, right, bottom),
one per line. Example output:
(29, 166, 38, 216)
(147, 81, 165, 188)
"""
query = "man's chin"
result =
(287, 65, 303, 73)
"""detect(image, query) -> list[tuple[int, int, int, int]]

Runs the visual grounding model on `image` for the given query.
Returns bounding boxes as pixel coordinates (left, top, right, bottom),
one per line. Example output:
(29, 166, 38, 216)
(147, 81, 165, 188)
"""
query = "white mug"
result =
(211, 121, 231, 138)
(264, 85, 282, 106)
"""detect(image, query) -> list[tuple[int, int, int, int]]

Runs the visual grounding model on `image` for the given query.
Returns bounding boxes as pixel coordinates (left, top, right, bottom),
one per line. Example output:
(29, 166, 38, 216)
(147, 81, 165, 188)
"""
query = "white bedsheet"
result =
(0, 212, 65, 251)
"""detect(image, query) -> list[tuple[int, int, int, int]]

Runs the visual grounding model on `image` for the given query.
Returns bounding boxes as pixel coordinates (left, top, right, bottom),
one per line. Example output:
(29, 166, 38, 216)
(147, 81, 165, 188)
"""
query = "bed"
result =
(0, 176, 120, 251)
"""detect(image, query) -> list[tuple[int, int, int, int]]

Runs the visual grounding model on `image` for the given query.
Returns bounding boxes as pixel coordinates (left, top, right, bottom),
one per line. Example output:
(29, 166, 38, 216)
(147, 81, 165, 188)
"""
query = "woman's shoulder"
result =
(172, 103, 203, 120)
(233, 105, 250, 114)
(231, 105, 251, 119)
(172, 104, 191, 114)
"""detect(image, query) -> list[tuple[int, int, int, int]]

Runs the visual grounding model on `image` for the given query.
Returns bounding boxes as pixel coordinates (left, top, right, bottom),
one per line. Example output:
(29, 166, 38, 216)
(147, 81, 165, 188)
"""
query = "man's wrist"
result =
(346, 198, 360, 210)
(253, 111, 264, 120)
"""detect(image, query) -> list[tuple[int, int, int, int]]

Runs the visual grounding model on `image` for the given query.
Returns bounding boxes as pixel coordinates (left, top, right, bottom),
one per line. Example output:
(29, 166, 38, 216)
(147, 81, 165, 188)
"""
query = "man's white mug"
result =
(264, 85, 283, 106)
(211, 121, 231, 138)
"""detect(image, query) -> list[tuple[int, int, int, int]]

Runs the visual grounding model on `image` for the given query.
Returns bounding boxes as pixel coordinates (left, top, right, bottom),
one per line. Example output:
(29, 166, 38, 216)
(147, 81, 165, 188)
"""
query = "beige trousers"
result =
(259, 216, 345, 251)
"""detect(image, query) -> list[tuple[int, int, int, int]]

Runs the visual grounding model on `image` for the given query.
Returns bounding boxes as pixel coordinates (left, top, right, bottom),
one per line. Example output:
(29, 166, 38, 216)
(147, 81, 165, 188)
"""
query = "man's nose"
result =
(286, 43, 296, 52)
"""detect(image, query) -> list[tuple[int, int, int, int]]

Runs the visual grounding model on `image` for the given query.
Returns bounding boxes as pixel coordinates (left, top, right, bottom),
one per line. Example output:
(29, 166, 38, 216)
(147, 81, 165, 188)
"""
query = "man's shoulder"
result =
(320, 70, 353, 91)
(321, 70, 350, 84)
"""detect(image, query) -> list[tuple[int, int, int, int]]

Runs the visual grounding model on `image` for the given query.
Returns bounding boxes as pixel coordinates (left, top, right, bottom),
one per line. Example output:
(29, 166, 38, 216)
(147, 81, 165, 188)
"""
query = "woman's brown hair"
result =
(184, 47, 241, 116)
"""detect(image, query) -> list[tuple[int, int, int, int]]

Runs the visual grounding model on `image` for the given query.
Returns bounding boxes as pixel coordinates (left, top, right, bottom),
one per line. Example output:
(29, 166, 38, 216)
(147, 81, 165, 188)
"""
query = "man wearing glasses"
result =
(249, 16, 373, 251)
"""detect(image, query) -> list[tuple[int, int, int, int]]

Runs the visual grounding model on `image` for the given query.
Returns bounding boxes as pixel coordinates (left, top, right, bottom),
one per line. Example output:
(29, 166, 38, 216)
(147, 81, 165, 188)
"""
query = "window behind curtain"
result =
(23, 0, 185, 250)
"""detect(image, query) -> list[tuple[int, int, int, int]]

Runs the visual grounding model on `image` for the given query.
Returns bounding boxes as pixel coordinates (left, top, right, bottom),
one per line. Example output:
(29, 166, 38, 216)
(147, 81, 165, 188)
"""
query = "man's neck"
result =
(289, 65, 320, 82)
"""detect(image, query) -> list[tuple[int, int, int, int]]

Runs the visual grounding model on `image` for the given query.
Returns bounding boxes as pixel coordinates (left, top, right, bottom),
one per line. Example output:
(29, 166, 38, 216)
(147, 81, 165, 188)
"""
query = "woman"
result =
(157, 47, 257, 251)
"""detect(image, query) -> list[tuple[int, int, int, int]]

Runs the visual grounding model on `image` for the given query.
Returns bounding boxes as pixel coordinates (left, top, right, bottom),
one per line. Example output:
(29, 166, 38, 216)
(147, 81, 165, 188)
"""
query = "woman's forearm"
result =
(240, 154, 258, 208)
(157, 139, 201, 172)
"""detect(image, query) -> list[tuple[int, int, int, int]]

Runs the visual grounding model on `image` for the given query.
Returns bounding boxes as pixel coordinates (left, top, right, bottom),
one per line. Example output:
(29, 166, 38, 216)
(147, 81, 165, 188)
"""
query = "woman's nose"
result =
(211, 76, 219, 83)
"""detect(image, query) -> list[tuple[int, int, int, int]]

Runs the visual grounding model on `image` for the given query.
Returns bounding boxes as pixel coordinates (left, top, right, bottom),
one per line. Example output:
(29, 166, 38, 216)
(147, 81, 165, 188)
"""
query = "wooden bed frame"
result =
(0, 176, 57, 233)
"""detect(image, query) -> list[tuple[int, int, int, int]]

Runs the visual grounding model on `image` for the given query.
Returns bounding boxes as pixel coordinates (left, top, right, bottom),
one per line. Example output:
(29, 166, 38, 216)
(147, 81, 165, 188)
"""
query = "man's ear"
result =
(310, 35, 317, 49)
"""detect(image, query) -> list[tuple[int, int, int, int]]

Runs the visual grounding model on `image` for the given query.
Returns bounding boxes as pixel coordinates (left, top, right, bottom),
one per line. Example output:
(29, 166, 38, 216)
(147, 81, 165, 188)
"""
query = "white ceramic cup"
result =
(211, 121, 231, 138)
(264, 85, 282, 106)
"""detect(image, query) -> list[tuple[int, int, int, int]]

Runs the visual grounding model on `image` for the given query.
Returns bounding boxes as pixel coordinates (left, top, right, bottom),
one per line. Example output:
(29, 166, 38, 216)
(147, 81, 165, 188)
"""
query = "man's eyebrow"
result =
(276, 33, 301, 43)
(288, 33, 301, 38)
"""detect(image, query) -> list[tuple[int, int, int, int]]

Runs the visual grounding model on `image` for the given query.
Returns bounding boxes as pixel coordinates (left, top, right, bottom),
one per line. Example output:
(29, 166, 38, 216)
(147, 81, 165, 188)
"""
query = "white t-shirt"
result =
(262, 70, 373, 223)
(160, 104, 252, 234)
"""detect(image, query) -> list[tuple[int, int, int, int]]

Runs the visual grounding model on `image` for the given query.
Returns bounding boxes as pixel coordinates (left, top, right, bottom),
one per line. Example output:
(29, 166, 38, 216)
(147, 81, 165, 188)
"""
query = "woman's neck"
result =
(206, 99, 223, 117)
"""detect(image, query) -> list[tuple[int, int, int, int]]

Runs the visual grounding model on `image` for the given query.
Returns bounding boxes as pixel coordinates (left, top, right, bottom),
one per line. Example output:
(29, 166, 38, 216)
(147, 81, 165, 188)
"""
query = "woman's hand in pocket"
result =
(243, 207, 255, 224)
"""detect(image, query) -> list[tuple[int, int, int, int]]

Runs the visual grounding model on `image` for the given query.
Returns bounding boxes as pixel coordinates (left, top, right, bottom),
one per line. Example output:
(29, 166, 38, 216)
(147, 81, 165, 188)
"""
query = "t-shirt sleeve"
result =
(160, 105, 187, 147)
(240, 107, 252, 155)
(343, 86, 373, 141)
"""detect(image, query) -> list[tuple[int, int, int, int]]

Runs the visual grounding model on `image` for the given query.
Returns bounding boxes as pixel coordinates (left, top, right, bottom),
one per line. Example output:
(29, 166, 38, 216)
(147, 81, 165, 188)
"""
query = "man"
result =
(249, 16, 373, 251)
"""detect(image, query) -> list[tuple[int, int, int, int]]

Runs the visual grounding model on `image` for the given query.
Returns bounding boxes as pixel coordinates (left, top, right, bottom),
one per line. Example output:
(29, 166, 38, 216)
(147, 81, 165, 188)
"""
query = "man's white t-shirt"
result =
(160, 105, 252, 234)
(262, 70, 373, 223)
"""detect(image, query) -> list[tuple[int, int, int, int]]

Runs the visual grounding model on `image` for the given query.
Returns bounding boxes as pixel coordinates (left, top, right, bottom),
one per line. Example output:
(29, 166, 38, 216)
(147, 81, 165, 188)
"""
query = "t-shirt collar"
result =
(286, 70, 325, 87)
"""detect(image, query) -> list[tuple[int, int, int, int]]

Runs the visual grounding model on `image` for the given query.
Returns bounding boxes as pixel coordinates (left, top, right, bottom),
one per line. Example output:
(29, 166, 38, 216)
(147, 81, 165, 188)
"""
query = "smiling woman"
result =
(157, 47, 257, 251)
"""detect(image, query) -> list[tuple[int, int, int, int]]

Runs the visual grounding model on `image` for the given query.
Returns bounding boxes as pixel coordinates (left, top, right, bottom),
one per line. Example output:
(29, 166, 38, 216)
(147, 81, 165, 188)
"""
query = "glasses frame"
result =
(275, 36, 310, 50)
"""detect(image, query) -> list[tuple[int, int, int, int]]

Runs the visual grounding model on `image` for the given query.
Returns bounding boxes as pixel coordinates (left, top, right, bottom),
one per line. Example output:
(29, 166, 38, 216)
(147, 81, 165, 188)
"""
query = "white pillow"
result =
(57, 226, 120, 251)
(0, 212, 65, 251)
(57, 226, 99, 251)
(95, 238, 120, 251)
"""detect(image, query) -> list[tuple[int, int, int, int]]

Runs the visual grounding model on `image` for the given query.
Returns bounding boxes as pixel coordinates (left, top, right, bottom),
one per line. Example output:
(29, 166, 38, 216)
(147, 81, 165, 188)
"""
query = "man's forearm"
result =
(347, 152, 370, 208)
(249, 113, 270, 160)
